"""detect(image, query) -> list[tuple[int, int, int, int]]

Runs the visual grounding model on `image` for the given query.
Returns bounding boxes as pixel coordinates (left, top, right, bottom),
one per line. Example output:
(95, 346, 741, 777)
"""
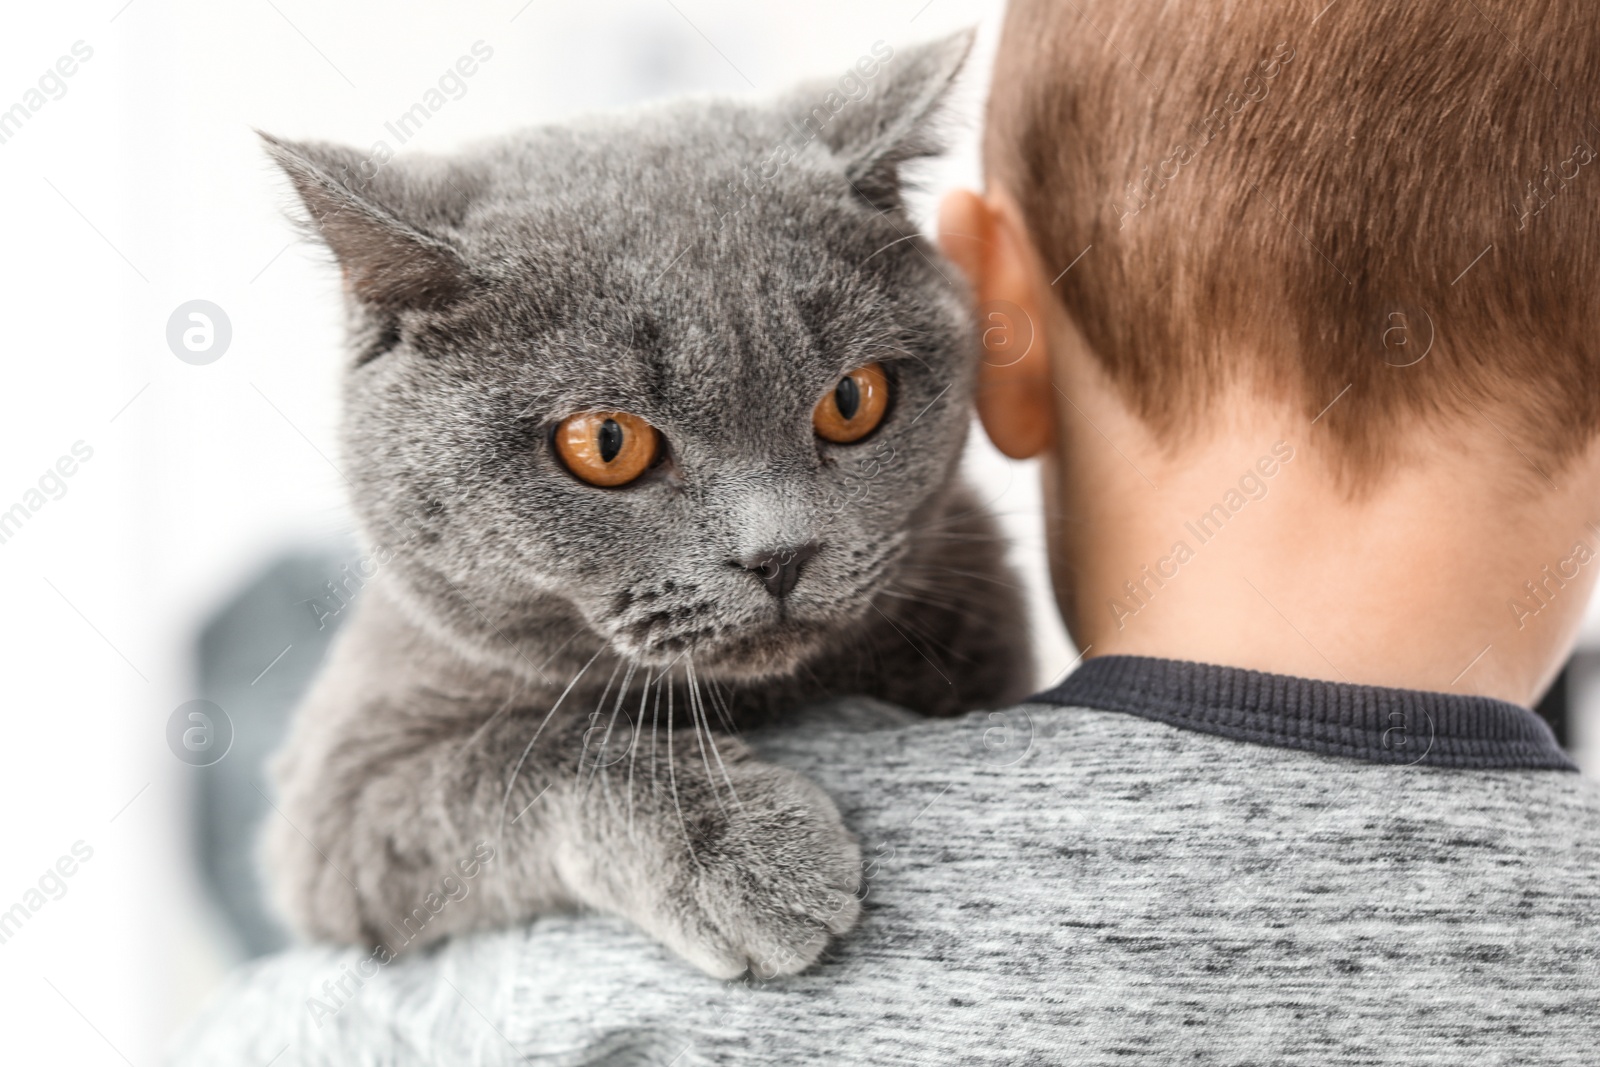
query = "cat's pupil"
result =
(835, 376, 861, 420)
(598, 419, 623, 463)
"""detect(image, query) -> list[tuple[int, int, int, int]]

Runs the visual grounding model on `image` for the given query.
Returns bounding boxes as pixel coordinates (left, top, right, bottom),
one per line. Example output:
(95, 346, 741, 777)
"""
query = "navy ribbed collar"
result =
(1030, 655, 1576, 771)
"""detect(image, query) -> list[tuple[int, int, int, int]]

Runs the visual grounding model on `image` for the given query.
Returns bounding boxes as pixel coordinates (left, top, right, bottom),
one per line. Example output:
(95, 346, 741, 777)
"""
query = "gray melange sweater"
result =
(168, 657, 1600, 1066)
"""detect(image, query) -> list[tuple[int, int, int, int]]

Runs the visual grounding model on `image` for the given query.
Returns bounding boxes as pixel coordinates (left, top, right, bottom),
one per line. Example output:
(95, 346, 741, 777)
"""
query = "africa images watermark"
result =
(286, 39, 496, 243)
(0, 40, 94, 148)
(0, 440, 95, 548)
(1108, 441, 1297, 631)
(300, 479, 481, 630)
(304, 554, 387, 631)
(378, 40, 495, 150)
(1507, 522, 1600, 631)
(0, 840, 95, 948)
(1513, 122, 1598, 232)
(304, 841, 496, 1027)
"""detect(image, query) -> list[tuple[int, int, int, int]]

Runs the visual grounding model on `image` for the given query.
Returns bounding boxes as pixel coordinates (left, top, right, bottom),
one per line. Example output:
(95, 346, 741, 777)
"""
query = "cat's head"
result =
(265, 33, 980, 681)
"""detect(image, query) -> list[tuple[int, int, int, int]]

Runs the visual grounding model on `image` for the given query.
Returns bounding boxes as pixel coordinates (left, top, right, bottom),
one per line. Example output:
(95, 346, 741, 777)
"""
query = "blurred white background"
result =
(0, 1, 1596, 1062)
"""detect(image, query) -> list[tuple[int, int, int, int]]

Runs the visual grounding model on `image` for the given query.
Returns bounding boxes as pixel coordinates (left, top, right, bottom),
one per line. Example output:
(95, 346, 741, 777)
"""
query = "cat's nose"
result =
(733, 542, 820, 598)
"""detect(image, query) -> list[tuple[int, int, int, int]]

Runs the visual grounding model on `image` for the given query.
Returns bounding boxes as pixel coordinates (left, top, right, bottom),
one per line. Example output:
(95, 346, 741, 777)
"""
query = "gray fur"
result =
(260, 31, 1031, 979)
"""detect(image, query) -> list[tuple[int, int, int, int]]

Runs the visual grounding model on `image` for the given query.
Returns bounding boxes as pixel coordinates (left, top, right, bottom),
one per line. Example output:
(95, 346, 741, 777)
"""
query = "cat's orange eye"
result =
(554, 411, 660, 487)
(813, 362, 889, 444)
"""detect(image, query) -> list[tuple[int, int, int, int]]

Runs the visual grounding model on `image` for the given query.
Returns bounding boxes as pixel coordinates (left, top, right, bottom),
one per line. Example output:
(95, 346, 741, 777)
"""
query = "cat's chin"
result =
(618, 617, 840, 681)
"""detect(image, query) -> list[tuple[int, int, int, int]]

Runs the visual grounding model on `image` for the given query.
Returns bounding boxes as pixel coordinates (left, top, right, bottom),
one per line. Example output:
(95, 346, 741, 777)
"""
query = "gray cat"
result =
(261, 31, 1030, 980)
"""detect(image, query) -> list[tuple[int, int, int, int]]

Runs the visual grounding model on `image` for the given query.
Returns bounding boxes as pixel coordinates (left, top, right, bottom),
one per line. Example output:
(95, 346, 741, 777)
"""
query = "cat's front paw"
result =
(643, 763, 863, 979)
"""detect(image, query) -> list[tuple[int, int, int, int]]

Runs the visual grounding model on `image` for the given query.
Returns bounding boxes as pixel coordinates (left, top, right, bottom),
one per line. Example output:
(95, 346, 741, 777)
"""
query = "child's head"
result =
(953, 0, 1600, 482)
(941, 2, 1600, 700)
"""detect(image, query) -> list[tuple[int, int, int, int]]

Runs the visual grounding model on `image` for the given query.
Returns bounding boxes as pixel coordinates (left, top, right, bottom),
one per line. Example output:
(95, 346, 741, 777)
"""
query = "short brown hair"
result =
(985, 0, 1600, 479)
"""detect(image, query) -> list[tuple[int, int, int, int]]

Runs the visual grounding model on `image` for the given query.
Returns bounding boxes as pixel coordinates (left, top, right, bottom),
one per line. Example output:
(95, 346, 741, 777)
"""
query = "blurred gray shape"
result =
(613, 15, 704, 101)
(193, 545, 354, 957)
(566, 11, 737, 109)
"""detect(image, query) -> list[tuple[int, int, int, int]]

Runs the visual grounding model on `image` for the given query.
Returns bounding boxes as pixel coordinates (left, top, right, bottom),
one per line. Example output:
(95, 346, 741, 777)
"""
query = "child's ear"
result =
(938, 189, 1055, 460)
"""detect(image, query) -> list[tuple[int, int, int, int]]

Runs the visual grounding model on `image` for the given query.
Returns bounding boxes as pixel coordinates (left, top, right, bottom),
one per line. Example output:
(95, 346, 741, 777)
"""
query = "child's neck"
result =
(1049, 386, 1600, 707)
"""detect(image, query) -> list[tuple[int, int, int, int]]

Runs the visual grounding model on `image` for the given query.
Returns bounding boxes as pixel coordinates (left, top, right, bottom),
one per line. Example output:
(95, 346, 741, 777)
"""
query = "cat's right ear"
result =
(803, 30, 975, 214)
(259, 132, 470, 311)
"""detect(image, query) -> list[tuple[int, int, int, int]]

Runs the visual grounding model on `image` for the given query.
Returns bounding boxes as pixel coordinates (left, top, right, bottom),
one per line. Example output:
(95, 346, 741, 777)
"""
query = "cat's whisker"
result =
(858, 231, 925, 266)
(793, 654, 834, 699)
(649, 668, 665, 799)
(868, 596, 958, 682)
(458, 687, 527, 862)
(591, 685, 625, 809)
(663, 662, 702, 870)
(450, 676, 527, 773)
(910, 510, 1006, 534)
(895, 563, 1031, 592)
(904, 531, 1013, 543)
(497, 644, 605, 840)
(688, 658, 742, 812)
(684, 658, 725, 815)
(893, 616, 972, 665)
(605, 660, 640, 792)
(581, 658, 637, 798)
(875, 585, 971, 615)
(859, 340, 932, 372)
(900, 506, 1008, 529)
(879, 583, 985, 635)
(876, 598, 980, 668)
(532, 627, 589, 680)
(707, 679, 739, 737)
(576, 658, 624, 790)
(627, 666, 654, 843)
(893, 565, 1006, 595)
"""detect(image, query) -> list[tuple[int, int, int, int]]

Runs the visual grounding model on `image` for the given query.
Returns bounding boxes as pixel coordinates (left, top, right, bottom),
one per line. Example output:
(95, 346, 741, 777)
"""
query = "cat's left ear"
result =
(809, 30, 975, 213)
(259, 132, 473, 311)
